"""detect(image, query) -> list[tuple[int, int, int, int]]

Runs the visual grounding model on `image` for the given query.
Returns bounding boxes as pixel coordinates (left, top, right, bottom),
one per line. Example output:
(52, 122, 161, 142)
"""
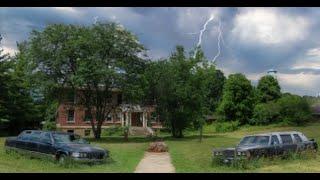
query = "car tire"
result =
(58, 154, 67, 164)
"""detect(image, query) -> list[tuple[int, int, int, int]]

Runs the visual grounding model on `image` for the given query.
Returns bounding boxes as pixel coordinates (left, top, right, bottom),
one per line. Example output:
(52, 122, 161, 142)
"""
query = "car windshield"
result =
(53, 133, 87, 144)
(239, 136, 270, 146)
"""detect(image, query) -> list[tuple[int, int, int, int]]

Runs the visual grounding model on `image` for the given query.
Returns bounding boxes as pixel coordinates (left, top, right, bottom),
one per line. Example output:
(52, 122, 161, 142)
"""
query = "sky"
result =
(1, 7, 320, 96)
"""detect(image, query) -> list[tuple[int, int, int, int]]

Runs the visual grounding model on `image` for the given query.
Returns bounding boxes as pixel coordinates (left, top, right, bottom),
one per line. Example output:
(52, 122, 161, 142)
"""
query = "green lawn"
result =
(0, 136, 148, 173)
(165, 122, 320, 173)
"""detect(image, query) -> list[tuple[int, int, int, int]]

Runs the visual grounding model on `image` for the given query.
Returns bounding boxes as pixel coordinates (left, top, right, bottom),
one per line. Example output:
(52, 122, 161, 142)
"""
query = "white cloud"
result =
(1, 46, 17, 56)
(231, 8, 310, 46)
(291, 47, 320, 70)
(52, 7, 78, 13)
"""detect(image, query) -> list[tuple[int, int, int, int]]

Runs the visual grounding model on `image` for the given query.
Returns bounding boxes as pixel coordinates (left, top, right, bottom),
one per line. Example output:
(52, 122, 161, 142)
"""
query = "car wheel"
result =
(58, 154, 67, 164)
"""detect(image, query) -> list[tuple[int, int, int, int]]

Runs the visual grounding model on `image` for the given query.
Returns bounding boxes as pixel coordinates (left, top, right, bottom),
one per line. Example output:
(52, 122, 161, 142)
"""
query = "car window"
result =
(29, 131, 41, 142)
(271, 135, 280, 145)
(239, 136, 270, 146)
(40, 132, 52, 144)
(280, 134, 293, 144)
(293, 134, 303, 143)
(19, 133, 31, 141)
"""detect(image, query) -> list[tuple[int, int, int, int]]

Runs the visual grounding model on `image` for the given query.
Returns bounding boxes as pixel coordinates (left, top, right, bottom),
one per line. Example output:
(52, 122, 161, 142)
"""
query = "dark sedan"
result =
(5, 130, 109, 163)
(212, 131, 317, 164)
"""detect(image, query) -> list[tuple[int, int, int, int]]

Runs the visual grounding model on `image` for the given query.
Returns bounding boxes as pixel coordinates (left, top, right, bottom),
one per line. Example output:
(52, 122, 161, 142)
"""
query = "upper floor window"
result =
(106, 114, 112, 122)
(84, 110, 92, 122)
(67, 109, 75, 122)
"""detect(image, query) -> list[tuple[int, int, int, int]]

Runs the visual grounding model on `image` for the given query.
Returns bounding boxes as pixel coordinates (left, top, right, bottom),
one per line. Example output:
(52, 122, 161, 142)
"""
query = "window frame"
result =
(84, 109, 92, 122)
(280, 134, 294, 145)
(67, 109, 75, 123)
(84, 129, 91, 137)
(293, 134, 303, 143)
(106, 113, 113, 122)
(271, 135, 280, 145)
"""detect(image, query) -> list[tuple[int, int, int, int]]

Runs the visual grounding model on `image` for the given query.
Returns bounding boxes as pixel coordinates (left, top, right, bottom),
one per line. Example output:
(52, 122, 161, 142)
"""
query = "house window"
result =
(67, 110, 75, 122)
(84, 129, 91, 136)
(67, 130, 74, 134)
(106, 114, 112, 122)
(116, 113, 121, 121)
(84, 110, 92, 122)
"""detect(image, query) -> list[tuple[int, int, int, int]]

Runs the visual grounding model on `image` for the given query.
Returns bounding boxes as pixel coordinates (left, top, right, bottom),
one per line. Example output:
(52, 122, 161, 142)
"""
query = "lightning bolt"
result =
(194, 15, 214, 58)
(211, 19, 222, 64)
(191, 14, 226, 65)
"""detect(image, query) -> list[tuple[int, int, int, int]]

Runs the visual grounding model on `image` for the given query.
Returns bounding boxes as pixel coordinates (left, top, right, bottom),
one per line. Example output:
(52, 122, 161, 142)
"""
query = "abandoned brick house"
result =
(56, 88, 160, 137)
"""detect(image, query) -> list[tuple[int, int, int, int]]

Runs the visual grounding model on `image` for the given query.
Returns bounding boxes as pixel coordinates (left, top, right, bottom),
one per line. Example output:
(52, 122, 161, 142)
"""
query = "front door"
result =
(131, 112, 143, 127)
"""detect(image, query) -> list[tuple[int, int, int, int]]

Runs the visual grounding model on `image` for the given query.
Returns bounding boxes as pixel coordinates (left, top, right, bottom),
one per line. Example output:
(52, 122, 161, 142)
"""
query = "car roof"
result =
(244, 131, 303, 137)
(22, 130, 72, 135)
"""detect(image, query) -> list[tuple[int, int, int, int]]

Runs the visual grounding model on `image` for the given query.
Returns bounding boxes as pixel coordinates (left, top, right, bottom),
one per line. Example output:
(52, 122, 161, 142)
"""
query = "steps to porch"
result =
(129, 127, 154, 136)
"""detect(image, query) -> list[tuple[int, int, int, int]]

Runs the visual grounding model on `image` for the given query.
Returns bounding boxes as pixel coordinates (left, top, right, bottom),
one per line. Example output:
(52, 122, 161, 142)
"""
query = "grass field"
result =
(165, 122, 320, 172)
(0, 136, 148, 173)
(0, 122, 320, 172)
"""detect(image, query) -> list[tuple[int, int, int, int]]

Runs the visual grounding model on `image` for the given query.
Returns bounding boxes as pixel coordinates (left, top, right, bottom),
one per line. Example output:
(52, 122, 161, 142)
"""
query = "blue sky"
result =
(1, 7, 320, 96)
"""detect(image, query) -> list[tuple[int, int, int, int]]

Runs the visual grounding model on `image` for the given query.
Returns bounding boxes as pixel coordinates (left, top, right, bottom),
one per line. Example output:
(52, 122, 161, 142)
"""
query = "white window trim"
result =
(67, 110, 75, 123)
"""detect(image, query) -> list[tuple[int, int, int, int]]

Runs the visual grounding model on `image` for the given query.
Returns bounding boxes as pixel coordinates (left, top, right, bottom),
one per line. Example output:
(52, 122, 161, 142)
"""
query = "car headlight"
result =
(71, 152, 80, 158)
(80, 152, 87, 158)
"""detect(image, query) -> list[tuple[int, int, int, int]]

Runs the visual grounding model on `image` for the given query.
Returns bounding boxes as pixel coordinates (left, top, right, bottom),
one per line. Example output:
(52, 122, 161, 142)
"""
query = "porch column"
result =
(125, 112, 129, 126)
(121, 113, 124, 126)
(142, 112, 146, 128)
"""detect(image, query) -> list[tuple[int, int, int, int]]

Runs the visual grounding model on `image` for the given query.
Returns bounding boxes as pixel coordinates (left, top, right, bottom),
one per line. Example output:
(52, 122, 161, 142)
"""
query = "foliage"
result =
(0, 35, 43, 134)
(217, 73, 255, 124)
(20, 22, 147, 139)
(277, 94, 312, 126)
(250, 102, 281, 125)
(150, 46, 225, 138)
(215, 121, 240, 133)
(256, 75, 281, 103)
(42, 120, 57, 131)
(102, 126, 124, 136)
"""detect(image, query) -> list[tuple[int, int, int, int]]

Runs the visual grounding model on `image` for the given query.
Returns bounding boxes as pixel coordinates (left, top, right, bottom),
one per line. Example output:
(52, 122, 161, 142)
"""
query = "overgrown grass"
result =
(165, 122, 320, 172)
(0, 136, 148, 173)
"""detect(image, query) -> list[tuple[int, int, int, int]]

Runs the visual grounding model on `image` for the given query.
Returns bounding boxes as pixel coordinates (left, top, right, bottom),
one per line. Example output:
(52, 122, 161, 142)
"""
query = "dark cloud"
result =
(1, 7, 320, 96)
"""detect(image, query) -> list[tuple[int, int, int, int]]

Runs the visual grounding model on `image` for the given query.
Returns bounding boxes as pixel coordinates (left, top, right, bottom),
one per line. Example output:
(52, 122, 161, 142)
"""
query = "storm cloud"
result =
(1, 7, 320, 96)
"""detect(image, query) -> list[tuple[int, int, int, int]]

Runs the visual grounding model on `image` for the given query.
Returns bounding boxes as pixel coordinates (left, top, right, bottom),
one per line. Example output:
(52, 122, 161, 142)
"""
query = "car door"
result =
(270, 135, 281, 155)
(27, 131, 41, 152)
(280, 134, 297, 154)
(38, 132, 55, 155)
(293, 134, 304, 152)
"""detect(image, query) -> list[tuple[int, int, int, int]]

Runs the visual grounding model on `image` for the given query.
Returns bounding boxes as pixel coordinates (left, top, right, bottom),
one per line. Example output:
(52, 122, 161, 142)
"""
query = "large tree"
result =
(0, 35, 42, 134)
(21, 22, 147, 139)
(257, 75, 281, 103)
(150, 46, 225, 138)
(217, 73, 255, 124)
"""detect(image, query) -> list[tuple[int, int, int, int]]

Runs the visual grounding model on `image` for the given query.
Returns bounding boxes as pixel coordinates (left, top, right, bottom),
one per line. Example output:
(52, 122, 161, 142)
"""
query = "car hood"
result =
(57, 143, 107, 153)
(236, 144, 266, 151)
(213, 144, 266, 152)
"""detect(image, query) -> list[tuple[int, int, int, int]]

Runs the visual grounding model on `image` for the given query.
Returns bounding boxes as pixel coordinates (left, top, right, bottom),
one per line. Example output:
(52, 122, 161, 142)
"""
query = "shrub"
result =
(250, 102, 281, 125)
(215, 121, 240, 133)
(277, 94, 312, 126)
(102, 126, 124, 136)
(42, 120, 57, 131)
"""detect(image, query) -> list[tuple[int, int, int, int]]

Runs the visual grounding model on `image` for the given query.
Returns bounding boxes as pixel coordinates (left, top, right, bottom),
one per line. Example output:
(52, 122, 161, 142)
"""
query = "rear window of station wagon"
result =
(280, 134, 293, 144)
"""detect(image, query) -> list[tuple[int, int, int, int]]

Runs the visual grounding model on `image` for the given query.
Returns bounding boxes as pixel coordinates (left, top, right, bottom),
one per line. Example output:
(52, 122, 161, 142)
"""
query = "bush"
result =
(215, 121, 240, 133)
(250, 102, 280, 125)
(277, 94, 312, 126)
(42, 120, 57, 131)
(102, 126, 124, 136)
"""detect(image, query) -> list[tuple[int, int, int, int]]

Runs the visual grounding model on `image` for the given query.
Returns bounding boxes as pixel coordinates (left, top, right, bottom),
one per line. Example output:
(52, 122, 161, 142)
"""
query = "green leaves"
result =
(217, 73, 255, 124)
(257, 75, 281, 103)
